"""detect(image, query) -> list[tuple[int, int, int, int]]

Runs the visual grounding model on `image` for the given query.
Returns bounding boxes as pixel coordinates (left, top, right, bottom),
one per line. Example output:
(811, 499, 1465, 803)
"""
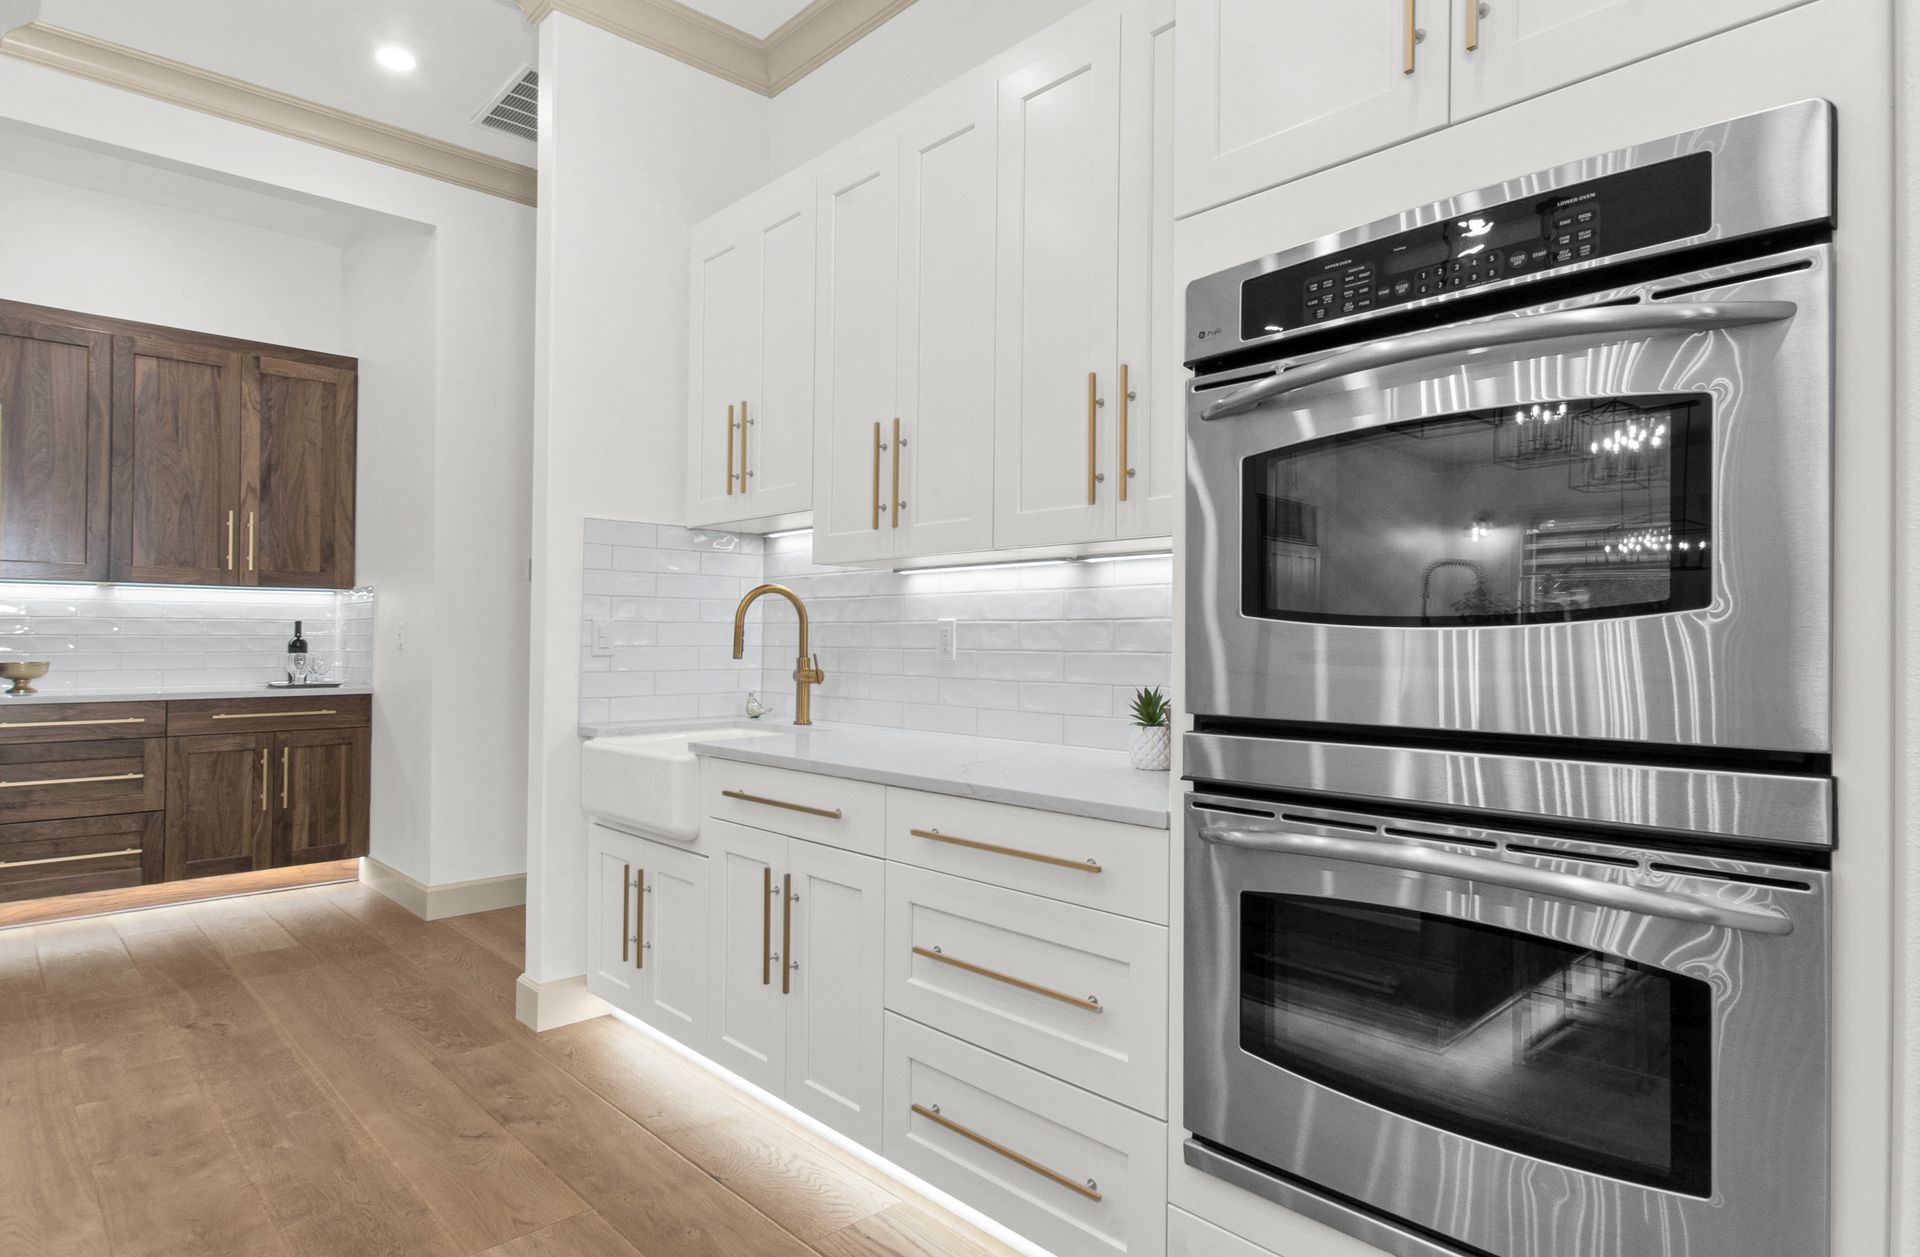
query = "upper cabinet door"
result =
(246, 356, 356, 589)
(1115, 0, 1178, 541)
(743, 186, 818, 521)
(1174, 0, 1452, 217)
(0, 310, 111, 581)
(896, 86, 998, 560)
(812, 143, 902, 566)
(686, 209, 759, 528)
(993, 22, 1123, 551)
(1451, 0, 1817, 119)
(111, 334, 244, 586)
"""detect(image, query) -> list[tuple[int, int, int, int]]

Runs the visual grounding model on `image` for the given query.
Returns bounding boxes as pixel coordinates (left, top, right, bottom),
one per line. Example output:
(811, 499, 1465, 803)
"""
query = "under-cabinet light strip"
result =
(893, 549, 1172, 576)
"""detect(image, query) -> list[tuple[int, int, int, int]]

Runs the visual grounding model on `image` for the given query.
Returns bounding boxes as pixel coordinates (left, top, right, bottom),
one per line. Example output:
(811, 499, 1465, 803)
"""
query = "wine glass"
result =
(310, 658, 332, 684)
(289, 651, 311, 687)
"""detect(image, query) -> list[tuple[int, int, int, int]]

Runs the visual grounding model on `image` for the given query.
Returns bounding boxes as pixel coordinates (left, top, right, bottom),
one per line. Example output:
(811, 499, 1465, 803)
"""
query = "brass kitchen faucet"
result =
(731, 583, 825, 725)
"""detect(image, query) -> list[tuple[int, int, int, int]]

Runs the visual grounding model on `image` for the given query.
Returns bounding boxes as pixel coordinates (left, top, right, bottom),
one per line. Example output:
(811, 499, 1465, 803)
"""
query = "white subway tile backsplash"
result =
(580, 520, 1170, 745)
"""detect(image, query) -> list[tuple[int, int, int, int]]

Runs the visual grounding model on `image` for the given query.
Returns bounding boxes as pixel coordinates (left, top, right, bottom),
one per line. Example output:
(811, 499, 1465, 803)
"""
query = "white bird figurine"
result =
(744, 691, 768, 720)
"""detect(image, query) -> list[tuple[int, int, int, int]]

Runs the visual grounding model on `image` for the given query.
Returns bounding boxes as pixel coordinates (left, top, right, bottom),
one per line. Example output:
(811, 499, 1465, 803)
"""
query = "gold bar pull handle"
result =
(1467, 0, 1484, 52)
(210, 709, 338, 720)
(1086, 373, 1104, 505)
(740, 400, 750, 486)
(910, 828, 1102, 873)
(891, 418, 902, 529)
(259, 747, 268, 812)
(911, 1104, 1103, 1202)
(871, 421, 883, 530)
(621, 862, 632, 963)
(636, 868, 647, 970)
(722, 789, 843, 820)
(1118, 363, 1134, 502)
(247, 511, 256, 573)
(281, 746, 290, 809)
(225, 508, 236, 571)
(762, 866, 773, 986)
(0, 847, 141, 872)
(912, 945, 1103, 1013)
(727, 404, 736, 496)
(781, 872, 793, 994)
(0, 717, 147, 730)
(0, 772, 143, 790)
(1404, 0, 1424, 74)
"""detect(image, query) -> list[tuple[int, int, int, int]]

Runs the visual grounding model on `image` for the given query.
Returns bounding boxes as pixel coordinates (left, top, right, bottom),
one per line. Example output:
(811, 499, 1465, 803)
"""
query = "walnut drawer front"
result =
(0, 702, 163, 744)
(0, 812, 161, 901)
(0, 739, 164, 823)
(166, 694, 371, 736)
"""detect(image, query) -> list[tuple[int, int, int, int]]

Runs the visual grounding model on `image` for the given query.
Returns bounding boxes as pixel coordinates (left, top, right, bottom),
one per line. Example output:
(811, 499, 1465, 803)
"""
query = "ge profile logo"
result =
(1197, 327, 1223, 340)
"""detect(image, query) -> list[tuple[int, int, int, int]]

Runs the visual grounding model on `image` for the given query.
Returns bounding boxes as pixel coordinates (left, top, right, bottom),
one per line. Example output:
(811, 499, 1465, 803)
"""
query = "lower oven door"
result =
(1183, 792, 1830, 1257)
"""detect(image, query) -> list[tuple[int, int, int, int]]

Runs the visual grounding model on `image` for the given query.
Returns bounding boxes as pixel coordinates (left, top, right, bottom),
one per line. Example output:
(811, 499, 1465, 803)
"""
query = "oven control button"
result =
(1576, 243, 1598, 258)
(1575, 207, 1600, 226)
(1553, 247, 1577, 264)
(1576, 227, 1597, 243)
(1308, 306, 1330, 321)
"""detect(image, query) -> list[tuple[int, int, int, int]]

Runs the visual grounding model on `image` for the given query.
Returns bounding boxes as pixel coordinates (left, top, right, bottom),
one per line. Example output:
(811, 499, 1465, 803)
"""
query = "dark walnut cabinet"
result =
(0, 298, 358, 590)
(0, 695, 371, 903)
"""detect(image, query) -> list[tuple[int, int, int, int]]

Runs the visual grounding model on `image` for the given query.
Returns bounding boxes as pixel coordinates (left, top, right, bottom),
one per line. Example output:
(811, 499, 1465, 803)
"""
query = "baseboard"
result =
(360, 858, 527, 921)
(515, 973, 609, 1032)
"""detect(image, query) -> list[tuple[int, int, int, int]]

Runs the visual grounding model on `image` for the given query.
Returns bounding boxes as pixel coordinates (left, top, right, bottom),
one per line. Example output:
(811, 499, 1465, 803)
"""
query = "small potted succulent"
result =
(1128, 686, 1171, 772)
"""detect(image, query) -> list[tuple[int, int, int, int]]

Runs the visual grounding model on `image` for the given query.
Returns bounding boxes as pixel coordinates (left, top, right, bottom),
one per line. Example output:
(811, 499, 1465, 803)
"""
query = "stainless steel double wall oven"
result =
(1181, 101, 1837, 1257)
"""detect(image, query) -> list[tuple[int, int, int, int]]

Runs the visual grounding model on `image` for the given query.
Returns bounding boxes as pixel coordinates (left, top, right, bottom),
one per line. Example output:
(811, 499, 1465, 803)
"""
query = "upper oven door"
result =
(1182, 792, 1831, 1257)
(1185, 246, 1832, 752)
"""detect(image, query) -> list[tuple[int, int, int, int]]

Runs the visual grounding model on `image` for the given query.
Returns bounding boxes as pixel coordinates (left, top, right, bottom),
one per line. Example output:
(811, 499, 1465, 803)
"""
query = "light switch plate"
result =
(592, 619, 613, 657)
(938, 618, 957, 658)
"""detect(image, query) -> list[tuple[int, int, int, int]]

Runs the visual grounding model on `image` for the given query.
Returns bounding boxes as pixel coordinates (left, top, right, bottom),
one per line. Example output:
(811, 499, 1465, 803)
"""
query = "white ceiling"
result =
(679, 0, 814, 40)
(34, 0, 540, 163)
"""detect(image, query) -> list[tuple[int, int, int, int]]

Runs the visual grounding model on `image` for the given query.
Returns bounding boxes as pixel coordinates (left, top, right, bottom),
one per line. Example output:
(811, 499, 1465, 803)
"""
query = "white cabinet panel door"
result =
(705, 820, 787, 1094)
(1115, 0, 1178, 541)
(896, 87, 998, 560)
(993, 23, 1123, 550)
(1174, 0, 1451, 217)
(783, 839, 885, 1147)
(742, 185, 816, 519)
(635, 837, 710, 1054)
(1451, 0, 1818, 120)
(587, 826, 643, 1013)
(686, 210, 758, 526)
(813, 143, 902, 565)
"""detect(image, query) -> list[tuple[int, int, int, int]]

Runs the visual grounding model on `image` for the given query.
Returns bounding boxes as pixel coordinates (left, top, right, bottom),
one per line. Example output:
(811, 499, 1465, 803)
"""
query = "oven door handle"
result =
(1198, 300, 1800, 420)
(1198, 827, 1796, 936)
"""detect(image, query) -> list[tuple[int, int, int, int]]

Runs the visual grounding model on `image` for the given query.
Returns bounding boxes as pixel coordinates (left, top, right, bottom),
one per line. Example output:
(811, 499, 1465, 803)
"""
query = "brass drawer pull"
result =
(722, 789, 842, 820)
(1086, 372, 1100, 504)
(910, 1103, 1103, 1202)
(259, 748, 268, 812)
(0, 847, 141, 871)
(281, 747, 290, 809)
(781, 872, 793, 994)
(636, 867, 647, 971)
(762, 866, 773, 986)
(727, 403, 737, 496)
(0, 772, 143, 790)
(1403, 0, 1421, 74)
(912, 945, 1102, 1013)
(621, 862, 633, 963)
(1118, 362, 1133, 502)
(226, 508, 236, 571)
(911, 828, 1102, 874)
(210, 709, 338, 720)
(871, 421, 883, 529)
(0, 717, 147, 730)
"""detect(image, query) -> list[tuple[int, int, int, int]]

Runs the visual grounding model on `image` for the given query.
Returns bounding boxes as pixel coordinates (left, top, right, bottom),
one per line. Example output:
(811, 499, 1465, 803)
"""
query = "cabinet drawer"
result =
(886, 789, 1169, 923)
(884, 1014, 1166, 1257)
(886, 864, 1167, 1116)
(703, 759, 884, 856)
(1168, 1207, 1284, 1257)
(166, 694, 370, 736)
(0, 739, 164, 823)
(0, 812, 161, 902)
(0, 702, 163, 744)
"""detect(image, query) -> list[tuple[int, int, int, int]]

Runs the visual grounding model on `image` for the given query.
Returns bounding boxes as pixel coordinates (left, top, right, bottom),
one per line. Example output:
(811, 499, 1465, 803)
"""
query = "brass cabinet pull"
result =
(247, 512, 256, 572)
(910, 1103, 1103, 1202)
(722, 789, 843, 820)
(911, 945, 1103, 1013)
(281, 746, 290, 809)
(891, 418, 902, 529)
(0, 847, 141, 872)
(1467, 0, 1483, 51)
(762, 866, 773, 986)
(0, 772, 143, 790)
(727, 403, 736, 496)
(635, 867, 647, 970)
(871, 421, 883, 529)
(1118, 362, 1133, 502)
(781, 871, 793, 994)
(259, 747, 268, 812)
(621, 862, 632, 963)
(0, 717, 146, 729)
(1403, 0, 1422, 74)
(1086, 372, 1100, 505)
(740, 399, 750, 487)
(225, 509, 236, 571)
(910, 828, 1102, 873)
(210, 710, 338, 720)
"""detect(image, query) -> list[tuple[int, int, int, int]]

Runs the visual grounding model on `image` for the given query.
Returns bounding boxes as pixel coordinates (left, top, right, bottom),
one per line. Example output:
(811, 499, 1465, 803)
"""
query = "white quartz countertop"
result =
(581, 718, 1170, 829)
(0, 683, 373, 706)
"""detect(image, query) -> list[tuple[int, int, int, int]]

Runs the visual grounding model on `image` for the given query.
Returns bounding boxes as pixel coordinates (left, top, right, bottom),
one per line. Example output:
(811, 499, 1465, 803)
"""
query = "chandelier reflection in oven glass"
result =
(1573, 401, 1674, 493)
(1493, 401, 1576, 466)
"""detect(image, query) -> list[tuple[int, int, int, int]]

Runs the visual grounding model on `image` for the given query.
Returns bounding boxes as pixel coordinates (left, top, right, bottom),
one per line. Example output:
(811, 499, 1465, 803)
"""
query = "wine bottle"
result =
(287, 621, 310, 684)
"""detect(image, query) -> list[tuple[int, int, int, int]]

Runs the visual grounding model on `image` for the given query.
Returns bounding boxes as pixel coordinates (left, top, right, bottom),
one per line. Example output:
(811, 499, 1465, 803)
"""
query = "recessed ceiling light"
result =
(375, 45, 418, 73)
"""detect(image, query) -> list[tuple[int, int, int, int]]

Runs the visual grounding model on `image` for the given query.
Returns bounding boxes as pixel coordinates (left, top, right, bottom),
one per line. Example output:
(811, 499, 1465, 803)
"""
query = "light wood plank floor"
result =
(0, 881, 1025, 1257)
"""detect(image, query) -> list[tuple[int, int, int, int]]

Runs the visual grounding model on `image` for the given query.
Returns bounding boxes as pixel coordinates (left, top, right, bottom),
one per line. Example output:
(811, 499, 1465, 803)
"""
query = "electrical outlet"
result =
(939, 618, 958, 659)
(592, 619, 613, 657)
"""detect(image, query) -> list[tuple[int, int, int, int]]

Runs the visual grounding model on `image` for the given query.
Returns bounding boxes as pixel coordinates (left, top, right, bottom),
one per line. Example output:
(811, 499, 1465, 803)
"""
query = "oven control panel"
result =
(1241, 151, 1712, 340)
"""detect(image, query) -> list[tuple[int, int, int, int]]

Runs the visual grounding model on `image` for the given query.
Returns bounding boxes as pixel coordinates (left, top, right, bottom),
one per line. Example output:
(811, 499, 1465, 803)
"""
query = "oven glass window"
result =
(1241, 394, 1712, 626)
(1240, 894, 1713, 1195)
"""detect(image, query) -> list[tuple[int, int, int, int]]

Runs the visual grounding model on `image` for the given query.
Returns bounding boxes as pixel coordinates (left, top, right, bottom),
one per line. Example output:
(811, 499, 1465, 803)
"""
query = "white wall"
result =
(524, 12, 769, 983)
(766, 0, 1089, 176)
(1897, 2, 1920, 1250)
(0, 58, 536, 894)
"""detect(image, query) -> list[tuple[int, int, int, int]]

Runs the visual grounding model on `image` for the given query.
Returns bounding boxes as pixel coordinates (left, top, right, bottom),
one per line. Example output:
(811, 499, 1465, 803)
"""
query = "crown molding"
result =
(517, 0, 917, 96)
(0, 22, 538, 206)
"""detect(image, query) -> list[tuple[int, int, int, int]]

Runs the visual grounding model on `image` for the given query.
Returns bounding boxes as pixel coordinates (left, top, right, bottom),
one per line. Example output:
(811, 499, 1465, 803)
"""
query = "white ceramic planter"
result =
(1129, 724, 1171, 771)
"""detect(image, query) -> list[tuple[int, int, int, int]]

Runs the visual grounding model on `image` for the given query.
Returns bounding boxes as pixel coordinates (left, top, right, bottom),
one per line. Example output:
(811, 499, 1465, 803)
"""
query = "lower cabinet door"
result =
(783, 837, 884, 1147)
(164, 733, 272, 879)
(636, 837, 711, 1054)
(272, 727, 370, 865)
(705, 819, 787, 1093)
(884, 1014, 1167, 1257)
(587, 823, 645, 1013)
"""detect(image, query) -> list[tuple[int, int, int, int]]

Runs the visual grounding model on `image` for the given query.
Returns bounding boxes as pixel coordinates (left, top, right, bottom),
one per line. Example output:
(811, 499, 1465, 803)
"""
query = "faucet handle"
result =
(810, 653, 825, 681)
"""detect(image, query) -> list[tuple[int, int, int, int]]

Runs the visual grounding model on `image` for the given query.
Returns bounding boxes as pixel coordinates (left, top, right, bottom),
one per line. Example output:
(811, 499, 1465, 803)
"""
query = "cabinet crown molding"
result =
(516, 0, 917, 96)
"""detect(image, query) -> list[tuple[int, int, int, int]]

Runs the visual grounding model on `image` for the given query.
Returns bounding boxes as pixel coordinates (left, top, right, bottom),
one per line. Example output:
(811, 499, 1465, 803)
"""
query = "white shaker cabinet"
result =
(706, 818, 790, 1094)
(1174, 0, 1451, 218)
(686, 182, 818, 529)
(588, 823, 711, 1054)
(1450, 0, 1819, 119)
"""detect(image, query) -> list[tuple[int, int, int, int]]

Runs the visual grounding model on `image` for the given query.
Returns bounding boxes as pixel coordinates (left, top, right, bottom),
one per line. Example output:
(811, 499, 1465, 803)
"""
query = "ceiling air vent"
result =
(476, 67, 537, 143)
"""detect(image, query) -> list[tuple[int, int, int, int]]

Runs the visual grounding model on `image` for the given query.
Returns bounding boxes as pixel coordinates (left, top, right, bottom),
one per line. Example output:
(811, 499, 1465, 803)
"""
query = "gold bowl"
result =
(0, 661, 51, 695)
